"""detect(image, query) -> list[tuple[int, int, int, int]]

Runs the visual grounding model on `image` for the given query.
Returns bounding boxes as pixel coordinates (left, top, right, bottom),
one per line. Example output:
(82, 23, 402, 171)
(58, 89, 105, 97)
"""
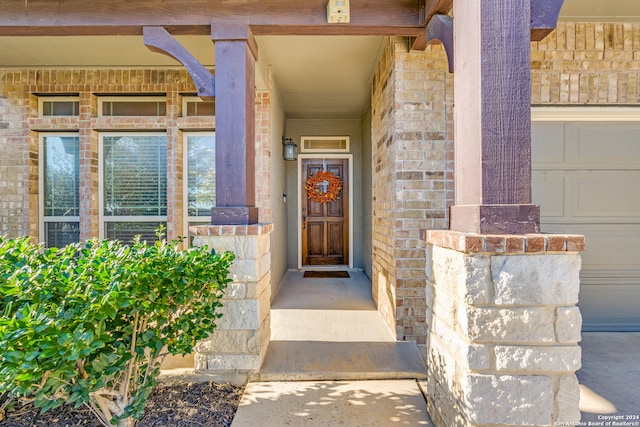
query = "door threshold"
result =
(298, 266, 358, 271)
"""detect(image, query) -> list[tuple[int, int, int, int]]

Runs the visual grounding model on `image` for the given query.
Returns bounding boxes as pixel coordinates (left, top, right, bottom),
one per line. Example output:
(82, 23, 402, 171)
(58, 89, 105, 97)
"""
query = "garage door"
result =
(532, 116, 640, 331)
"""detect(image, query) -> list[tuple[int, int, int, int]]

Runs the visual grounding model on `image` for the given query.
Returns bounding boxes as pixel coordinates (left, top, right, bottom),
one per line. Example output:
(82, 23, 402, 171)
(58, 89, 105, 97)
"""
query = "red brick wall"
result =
(0, 68, 270, 241)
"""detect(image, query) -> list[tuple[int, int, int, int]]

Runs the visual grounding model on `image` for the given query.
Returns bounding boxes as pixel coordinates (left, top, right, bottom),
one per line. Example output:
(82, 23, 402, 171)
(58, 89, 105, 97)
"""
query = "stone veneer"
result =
(423, 230, 585, 427)
(190, 223, 272, 383)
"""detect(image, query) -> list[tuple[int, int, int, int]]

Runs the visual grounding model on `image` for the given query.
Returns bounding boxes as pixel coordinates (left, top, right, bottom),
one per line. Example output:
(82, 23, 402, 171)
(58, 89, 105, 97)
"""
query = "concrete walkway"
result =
(232, 270, 432, 426)
(578, 332, 640, 422)
(231, 271, 640, 426)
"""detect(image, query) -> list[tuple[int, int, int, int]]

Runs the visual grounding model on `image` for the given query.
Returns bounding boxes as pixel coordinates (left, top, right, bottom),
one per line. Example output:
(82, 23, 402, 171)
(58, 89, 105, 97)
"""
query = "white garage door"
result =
(532, 113, 640, 331)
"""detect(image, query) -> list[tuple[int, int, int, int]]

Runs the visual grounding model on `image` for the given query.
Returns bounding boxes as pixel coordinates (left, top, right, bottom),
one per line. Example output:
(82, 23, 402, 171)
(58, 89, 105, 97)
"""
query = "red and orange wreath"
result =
(305, 170, 342, 204)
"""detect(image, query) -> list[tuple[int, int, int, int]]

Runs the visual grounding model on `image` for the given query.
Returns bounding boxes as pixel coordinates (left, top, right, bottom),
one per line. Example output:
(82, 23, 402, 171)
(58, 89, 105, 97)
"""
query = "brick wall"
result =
(370, 22, 640, 343)
(0, 68, 270, 241)
(531, 22, 640, 104)
(371, 38, 454, 343)
(255, 91, 271, 223)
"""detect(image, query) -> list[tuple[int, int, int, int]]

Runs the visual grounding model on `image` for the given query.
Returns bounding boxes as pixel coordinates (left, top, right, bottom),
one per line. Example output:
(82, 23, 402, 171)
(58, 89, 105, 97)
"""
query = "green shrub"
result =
(0, 231, 234, 427)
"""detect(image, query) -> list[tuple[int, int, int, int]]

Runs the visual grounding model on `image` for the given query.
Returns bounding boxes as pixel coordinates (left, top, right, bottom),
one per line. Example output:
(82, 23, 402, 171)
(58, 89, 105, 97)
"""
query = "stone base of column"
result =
(449, 204, 540, 235)
(188, 223, 272, 384)
(422, 230, 584, 427)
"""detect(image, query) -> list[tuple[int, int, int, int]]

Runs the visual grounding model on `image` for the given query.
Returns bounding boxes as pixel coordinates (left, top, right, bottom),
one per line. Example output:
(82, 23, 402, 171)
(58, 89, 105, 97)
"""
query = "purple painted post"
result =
(211, 22, 259, 225)
(449, 0, 540, 234)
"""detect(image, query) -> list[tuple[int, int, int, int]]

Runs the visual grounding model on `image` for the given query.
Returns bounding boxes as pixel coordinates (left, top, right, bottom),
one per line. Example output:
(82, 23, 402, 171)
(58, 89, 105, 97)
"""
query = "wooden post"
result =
(210, 22, 259, 225)
(449, 0, 540, 234)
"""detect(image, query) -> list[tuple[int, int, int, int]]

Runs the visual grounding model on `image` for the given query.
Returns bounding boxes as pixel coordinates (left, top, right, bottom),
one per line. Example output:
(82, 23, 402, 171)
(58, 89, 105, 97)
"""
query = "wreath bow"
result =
(305, 170, 342, 204)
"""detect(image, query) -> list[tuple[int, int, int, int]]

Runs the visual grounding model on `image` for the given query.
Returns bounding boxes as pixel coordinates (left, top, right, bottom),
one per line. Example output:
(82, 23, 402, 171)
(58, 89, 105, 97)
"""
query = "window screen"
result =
(102, 134, 167, 241)
(186, 134, 216, 216)
(42, 135, 80, 247)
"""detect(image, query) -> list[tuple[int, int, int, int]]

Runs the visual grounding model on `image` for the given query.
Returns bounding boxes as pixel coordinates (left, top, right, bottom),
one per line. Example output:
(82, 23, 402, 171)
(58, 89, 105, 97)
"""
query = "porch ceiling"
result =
(0, 0, 636, 119)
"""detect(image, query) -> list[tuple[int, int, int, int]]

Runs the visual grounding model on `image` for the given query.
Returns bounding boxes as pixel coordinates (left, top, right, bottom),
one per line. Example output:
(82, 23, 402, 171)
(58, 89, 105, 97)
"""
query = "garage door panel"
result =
(569, 123, 640, 168)
(540, 223, 640, 275)
(579, 285, 640, 331)
(571, 173, 640, 217)
(532, 122, 565, 164)
(532, 173, 565, 217)
(533, 118, 640, 332)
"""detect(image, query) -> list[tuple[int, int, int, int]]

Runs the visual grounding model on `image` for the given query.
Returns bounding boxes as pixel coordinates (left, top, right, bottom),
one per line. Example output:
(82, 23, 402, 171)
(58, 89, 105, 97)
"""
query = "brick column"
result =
(190, 224, 272, 383)
(423, 230, 584, 427)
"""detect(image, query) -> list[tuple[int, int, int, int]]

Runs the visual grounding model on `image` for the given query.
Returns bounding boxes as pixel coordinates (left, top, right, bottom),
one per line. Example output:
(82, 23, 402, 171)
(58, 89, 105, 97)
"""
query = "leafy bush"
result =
(0, 232, 234, 427)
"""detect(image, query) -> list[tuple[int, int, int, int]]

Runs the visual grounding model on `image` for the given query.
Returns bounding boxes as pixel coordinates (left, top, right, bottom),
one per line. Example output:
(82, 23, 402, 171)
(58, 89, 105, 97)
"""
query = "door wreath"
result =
(305, 170, 342, 204)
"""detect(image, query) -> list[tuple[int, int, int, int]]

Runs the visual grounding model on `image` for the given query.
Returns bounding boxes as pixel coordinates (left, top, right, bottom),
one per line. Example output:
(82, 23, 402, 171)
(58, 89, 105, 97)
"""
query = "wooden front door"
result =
(301, 158, 349, 265)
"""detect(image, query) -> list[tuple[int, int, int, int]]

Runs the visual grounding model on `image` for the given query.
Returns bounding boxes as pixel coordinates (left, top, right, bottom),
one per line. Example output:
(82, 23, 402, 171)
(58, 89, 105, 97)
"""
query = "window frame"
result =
(39, 132, 81, 246)
(183, 131, 216, 245)
(300, 136, 350, 153)
(181, 96, 216, 117)
(97, 96, 167, 117)
(38, 96, 80, 117)
(98, 131, 168, 240)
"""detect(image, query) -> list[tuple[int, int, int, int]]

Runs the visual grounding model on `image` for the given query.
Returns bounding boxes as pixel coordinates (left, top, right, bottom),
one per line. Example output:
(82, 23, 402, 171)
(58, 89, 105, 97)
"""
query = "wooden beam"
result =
(143, 27, 215, 98)
(411, 0, 452, 50)
(210, 23, 258, 225)
(425, 14, 454, 72)
(0, 0, 423, 36)
(530, 0, 565, 41)
(449, 0, 540, 234)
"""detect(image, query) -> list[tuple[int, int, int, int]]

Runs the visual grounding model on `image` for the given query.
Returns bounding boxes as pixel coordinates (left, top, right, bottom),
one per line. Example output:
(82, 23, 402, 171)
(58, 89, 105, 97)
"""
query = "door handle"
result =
(302, 208, 307, 229)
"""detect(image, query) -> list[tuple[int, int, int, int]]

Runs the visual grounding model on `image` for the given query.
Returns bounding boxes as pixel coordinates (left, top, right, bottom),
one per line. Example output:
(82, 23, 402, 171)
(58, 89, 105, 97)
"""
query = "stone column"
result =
(190, 223, 272, 384)
(423, 230, 584, 427)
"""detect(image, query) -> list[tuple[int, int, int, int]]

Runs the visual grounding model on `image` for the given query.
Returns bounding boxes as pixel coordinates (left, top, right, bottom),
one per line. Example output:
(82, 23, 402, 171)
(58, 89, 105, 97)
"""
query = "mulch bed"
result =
(0, 381, 243, 427)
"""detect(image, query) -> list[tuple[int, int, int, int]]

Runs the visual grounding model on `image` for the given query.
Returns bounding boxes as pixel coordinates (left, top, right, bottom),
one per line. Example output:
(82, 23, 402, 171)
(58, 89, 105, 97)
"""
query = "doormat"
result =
(303, 270, 350, 278)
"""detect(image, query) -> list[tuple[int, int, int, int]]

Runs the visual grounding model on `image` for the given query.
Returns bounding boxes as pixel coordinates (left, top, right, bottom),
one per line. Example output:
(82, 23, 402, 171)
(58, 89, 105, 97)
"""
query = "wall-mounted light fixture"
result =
(282, 137, 297, 161)
(327, 0, 350, 23)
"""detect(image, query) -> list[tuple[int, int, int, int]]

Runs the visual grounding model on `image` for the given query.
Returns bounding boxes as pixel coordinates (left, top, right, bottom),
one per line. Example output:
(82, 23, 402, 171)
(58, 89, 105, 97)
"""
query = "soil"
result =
(0, 381, 243, 427)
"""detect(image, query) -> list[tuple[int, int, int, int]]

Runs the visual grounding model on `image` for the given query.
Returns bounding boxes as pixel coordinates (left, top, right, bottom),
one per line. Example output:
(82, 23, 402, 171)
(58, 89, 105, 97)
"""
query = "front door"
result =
(301, 158, 349, 265)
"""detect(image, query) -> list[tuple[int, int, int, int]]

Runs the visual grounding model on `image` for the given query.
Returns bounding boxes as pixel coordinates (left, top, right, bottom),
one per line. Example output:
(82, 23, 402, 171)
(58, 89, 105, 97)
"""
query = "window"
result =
(300, 136, 349, 153)
(100, 133, 167, 242)
(39, 97, 80, 117)
(184, 133, 215, 244)
(98, 96, 167, 117)
(40, 134, 80, 247)
(182, 96, 215, 117)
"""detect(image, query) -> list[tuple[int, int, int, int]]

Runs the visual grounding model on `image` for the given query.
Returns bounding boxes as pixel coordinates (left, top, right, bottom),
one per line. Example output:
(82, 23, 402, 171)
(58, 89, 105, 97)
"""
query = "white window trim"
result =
(300, 136, 350, 153)
(97, 96, 167, 117)
(532, 106, 640, 122)
(98, 132, 167, 239)
(181, 96, 214, 117)
(38, 96, 80, 117)
(183, 131, 216, 244)
(39, 132, 80, 244)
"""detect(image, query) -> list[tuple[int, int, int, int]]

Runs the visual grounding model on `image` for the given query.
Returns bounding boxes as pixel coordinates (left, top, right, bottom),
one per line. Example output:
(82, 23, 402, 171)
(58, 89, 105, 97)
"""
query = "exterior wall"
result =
(531, 22, 640, 105)
(370, 37, 454, 342)
(424, 231, 584, 427)
(267, 81, 288, 298)
(0, 68, 273, 243)
(361, 105, 373, 279)
(368, 22, 640, 342)
(285, 118, 364, 269)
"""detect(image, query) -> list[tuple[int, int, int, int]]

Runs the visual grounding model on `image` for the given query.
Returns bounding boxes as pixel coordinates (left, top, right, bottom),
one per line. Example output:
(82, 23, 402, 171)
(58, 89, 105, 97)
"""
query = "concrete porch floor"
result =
(254, 269, 428, 381)
(233, 269, 433, 426)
